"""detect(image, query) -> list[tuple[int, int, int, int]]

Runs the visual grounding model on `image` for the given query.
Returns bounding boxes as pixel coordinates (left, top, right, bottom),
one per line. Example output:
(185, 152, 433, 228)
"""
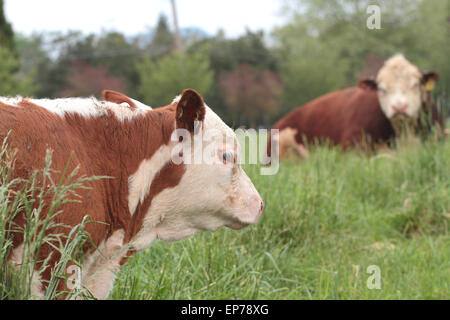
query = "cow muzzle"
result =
(227, 195, 264, 230)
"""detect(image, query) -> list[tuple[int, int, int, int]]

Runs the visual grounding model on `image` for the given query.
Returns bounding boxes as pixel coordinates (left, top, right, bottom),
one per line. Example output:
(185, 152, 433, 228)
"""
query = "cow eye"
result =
(220, 150, 235, 164)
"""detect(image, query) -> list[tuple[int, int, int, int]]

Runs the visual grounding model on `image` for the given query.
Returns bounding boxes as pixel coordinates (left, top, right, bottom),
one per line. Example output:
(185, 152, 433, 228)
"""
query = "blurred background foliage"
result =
(0, 0, 448, 128)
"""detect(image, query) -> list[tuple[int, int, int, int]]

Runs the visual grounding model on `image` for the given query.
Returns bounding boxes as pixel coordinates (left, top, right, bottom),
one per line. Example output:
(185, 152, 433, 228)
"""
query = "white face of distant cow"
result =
(359, 54, 439, 134)
(133, 89, 263, 245)
(377, 55, 424, 120)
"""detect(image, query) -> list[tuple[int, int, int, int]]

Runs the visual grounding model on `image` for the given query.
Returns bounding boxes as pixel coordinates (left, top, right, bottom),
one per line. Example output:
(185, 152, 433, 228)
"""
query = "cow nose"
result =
(392, 103, 408, 114)
(248, 195, 264, 218)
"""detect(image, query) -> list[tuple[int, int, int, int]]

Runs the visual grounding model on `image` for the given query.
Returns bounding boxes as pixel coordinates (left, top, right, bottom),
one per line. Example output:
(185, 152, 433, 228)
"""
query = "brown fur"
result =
(268, 86, 444, 158)
(176, 89, 206, 132)
(102, 90, 136, 109)
(268, 87, 393, 157)
(1, 93, 197, 292)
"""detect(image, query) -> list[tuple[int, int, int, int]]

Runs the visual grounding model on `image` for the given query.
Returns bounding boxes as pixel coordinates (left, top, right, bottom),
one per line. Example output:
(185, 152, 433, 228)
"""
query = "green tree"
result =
(0, 46, 33, 96)
(14, 33, 52, 96)
(94, 32, 141, 94)
(19, 31, 142, 98)
(230, 30, 276, 71)
(148, 14, 175, 58)
(0, 0, 14, 53)
(198, 29, 277, 76)
(192, 29, 279, 126)
(219, 64, 283, 127)
(137, 48, 214, 107)
(28, 31, 83, 98)
(56, 31, 142, 96)
(274, 21, 349, 113)
(275, 0, 449, 114)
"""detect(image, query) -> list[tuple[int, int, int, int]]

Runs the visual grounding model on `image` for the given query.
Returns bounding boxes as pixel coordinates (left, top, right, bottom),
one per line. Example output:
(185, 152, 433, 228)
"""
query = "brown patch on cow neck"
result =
(128, 160, 185, 239)
(120, 160, 186, 265)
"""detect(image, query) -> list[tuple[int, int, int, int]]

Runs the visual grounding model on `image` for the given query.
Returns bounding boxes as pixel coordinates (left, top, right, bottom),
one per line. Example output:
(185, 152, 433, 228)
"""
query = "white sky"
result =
(5, 0, 285, 38)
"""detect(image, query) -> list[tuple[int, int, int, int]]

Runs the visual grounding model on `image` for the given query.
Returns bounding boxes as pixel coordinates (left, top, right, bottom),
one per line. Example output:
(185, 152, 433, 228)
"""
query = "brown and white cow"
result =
(1, 89, 263, 299)
(268, 54, 444, 159)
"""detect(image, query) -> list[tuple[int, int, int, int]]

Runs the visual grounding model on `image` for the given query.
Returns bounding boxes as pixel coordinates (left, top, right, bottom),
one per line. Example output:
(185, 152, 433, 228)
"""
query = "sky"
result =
(5, 0, 285, 38)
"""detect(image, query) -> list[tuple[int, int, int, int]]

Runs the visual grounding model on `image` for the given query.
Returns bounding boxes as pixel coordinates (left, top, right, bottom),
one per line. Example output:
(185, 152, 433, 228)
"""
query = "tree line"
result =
(0, 0, 448, 128)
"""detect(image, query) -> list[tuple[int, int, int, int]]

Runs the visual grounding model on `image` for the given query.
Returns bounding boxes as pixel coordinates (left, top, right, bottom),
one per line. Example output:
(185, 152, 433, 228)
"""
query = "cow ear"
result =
(422, 71, 440, 91)
(176, 89, 206, 132)
(358, 79, 378, 91)
(102, 90, 135, 109)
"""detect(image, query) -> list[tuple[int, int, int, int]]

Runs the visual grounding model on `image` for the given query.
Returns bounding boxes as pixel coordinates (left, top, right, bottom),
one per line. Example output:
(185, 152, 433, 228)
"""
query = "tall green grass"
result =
(111, 137, 449, 299)
(0, 135, 448, 299)
(0, 136, 103, 300)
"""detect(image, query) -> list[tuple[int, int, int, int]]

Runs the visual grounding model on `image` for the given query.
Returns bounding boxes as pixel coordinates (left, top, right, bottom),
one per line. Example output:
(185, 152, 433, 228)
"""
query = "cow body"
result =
(269, 87, 395, 157)
(269, 54, 444, 159)
(1, 89, 263, 299)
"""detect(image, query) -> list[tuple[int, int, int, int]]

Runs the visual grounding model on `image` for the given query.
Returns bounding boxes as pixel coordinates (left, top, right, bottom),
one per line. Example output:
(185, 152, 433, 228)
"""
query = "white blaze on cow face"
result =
(376, 54, 424, 120)
(80, 229, 127, 299)
(359, 54, 440, 136)
(152, 108, 263, 242)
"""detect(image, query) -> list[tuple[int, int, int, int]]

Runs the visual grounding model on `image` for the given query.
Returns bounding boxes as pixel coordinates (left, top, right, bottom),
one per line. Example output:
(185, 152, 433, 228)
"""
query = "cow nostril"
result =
(259, 201, 264, 214)
(392, 104, 408, 115)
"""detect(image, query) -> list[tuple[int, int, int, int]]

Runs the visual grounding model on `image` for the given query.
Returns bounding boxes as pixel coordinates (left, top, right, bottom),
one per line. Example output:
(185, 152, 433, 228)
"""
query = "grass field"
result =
(1, 134, 448, 300)
(110, 137, 450, 300)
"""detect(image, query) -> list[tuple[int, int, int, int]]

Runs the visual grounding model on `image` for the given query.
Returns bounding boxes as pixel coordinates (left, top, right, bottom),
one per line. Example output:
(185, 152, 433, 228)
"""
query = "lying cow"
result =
(1, 89, 264, 299)
(268, 54, 444, 159)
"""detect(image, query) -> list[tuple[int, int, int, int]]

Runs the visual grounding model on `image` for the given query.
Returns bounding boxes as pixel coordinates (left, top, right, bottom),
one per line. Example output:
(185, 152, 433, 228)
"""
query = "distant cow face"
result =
(359, 54, 439, 135)
(139, 89, 263, 243)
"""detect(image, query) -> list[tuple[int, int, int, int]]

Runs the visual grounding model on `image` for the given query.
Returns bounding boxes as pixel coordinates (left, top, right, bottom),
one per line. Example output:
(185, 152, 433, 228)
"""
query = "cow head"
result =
(359, 54, 439, 136)
(132, 89, 263, 246)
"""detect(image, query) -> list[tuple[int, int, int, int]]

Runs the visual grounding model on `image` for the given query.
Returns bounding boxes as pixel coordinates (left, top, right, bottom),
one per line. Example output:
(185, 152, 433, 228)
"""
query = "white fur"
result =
(0, 96, 24, 106)
(172, 95, 182, 104)
(10, 243, 23, 265)
(80, 229, 127, 299)
(128, 143, 175, 216)
(277, 127, 309, 159)
(376, 54, 424, 120)
(130, 98, 152, 111)
(0, 96, 151, 121)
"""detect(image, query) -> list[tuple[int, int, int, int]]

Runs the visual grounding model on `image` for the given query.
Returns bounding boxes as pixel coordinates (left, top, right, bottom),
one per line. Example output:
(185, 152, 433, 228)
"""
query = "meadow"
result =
(0, 134, 448, 300)
(110, 137, 450, 300)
